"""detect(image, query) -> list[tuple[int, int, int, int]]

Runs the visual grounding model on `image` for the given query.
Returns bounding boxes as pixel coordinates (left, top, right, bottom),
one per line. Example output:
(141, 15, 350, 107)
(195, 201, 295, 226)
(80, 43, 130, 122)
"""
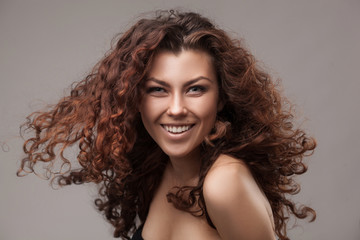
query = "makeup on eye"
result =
(146, 87, 166, 94)
(145, 77, 212, 97)
(145, 84, 208, 97)
(187, 85, 207, 94)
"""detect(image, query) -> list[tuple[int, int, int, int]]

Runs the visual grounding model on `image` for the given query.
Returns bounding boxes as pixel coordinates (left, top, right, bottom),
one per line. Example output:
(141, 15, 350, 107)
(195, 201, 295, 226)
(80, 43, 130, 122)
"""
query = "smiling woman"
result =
(140, 50, 219, 162)
(18, 10, 316, 240)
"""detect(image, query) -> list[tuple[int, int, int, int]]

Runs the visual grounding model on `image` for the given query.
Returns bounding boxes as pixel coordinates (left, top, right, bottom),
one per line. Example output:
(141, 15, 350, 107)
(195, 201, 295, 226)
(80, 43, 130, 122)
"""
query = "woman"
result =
(18, 10, 316, 240)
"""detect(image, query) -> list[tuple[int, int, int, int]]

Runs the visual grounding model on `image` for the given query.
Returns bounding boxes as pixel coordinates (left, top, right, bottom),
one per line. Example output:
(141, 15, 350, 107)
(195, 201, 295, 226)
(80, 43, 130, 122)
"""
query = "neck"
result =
(166, 147, 202, 185)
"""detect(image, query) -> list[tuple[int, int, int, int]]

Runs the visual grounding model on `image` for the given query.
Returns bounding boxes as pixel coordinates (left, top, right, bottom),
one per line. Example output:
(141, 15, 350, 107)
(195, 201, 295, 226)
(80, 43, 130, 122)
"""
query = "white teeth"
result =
(164, 125, 191, 134)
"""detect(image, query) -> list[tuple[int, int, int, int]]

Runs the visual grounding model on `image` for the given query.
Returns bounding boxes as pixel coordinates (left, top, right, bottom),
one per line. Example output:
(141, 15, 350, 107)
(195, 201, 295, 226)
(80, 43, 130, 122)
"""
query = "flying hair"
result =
(18, 10, 316, 240)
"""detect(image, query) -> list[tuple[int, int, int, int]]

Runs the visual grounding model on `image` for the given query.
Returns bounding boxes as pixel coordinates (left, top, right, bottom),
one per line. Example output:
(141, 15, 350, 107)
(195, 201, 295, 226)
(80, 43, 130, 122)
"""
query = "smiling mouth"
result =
(162, 124, 194, 134)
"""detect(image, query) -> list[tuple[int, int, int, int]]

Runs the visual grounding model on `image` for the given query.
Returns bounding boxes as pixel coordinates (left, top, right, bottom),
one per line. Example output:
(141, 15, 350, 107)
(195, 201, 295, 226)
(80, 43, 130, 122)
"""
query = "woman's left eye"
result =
(188, 86, 206, 93)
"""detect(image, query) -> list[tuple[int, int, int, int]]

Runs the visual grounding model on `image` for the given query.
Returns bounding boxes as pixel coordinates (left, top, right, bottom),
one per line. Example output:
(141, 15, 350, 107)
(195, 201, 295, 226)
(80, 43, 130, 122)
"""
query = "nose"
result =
(167, 93, 188, 117)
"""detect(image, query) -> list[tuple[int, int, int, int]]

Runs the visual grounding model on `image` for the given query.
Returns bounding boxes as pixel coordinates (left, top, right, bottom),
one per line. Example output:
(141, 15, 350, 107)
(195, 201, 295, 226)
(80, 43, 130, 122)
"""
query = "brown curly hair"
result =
(18, 10, 316, 240)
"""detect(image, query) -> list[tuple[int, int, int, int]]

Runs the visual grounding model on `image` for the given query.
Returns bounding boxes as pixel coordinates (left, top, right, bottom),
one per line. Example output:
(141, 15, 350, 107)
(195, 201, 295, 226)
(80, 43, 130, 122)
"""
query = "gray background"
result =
(1, 0, 359, 239)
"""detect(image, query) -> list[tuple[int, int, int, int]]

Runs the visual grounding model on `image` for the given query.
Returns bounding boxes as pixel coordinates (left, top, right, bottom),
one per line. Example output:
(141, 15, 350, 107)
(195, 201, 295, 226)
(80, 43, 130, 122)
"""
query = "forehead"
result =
(147, 49, 216, 82)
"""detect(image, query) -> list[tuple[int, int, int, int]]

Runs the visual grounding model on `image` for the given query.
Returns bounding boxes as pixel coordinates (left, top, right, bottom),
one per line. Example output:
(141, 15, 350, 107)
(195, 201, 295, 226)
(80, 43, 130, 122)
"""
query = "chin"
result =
(162, 144, 201, 161)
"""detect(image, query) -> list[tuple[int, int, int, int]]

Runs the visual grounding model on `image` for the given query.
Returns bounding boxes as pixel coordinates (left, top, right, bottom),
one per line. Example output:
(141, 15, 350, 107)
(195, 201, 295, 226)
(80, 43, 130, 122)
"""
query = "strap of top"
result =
(131, 224, 144, 240)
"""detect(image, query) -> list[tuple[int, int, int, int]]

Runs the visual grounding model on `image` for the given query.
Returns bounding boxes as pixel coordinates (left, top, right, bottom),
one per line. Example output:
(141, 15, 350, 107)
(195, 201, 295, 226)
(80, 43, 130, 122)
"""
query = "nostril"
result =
(167, 106, 188, 116)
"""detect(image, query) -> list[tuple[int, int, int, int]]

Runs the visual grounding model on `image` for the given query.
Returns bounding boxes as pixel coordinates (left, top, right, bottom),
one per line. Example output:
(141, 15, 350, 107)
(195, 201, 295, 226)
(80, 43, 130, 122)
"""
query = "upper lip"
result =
(161, 123, 194, 126)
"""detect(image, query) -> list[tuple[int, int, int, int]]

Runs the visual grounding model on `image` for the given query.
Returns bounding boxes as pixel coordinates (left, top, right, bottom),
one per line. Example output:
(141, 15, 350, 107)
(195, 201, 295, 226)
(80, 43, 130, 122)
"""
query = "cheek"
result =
(199, 105, 217, 119)
(139, 98, 166, 132)
(190, 96, 218, 122)
(139, 107, 154, 140)
(139, 99, 152, 127)
(141, 98, 165, 116)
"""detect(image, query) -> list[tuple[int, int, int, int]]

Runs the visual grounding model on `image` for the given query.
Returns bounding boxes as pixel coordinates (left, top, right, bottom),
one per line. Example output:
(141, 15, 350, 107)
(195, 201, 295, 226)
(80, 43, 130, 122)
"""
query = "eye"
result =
(147, 87, 165, 93)
(187, 85, 206, 94)
(146, 86, 168, 96)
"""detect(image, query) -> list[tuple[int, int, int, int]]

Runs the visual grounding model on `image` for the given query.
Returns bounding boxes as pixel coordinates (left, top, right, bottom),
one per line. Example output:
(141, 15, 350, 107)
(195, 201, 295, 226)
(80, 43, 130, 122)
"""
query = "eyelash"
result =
(146, 85, 207, 94)
(146, 87, 165, 93)
(188, 85, 206, 93)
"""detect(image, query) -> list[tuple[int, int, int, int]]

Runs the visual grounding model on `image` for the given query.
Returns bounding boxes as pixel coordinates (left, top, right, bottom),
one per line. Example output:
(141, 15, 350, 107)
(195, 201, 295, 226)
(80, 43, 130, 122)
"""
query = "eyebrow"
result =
(147, 76, 213, 88)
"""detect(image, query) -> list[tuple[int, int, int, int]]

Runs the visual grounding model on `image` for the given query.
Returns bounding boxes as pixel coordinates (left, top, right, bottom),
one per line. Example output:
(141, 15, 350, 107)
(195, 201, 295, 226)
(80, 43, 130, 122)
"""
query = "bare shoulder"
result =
(203, 154, 276, 240)
(203, 154, 257, 203)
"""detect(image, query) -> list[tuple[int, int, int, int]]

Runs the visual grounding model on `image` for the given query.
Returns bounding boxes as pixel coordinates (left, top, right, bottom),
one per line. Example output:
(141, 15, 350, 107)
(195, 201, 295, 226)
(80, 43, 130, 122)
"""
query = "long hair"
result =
(18, 10, 316, 240)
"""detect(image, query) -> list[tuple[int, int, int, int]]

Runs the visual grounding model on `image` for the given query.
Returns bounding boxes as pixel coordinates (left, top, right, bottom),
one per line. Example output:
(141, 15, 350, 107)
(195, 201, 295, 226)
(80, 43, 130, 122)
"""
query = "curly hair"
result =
(18, 10, 316, 240)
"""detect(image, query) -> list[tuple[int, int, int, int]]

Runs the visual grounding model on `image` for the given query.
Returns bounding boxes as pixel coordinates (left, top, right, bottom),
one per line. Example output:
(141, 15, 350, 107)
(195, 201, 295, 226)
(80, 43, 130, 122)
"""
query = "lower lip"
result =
(161, 125, 194, 140)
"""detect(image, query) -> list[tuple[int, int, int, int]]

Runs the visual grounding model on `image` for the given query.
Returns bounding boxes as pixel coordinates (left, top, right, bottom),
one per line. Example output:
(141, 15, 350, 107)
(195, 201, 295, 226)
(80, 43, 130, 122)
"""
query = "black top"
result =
(130, 225, 144, 240)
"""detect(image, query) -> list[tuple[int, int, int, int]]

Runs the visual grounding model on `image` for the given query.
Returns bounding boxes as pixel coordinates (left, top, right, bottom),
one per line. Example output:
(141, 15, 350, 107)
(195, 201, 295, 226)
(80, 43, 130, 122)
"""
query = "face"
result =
(139, 49, 220, 161)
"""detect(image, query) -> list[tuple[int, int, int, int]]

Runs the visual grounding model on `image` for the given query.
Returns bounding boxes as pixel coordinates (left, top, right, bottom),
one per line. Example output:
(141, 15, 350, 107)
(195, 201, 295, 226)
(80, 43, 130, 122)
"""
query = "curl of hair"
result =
(18, 10, 316, 240)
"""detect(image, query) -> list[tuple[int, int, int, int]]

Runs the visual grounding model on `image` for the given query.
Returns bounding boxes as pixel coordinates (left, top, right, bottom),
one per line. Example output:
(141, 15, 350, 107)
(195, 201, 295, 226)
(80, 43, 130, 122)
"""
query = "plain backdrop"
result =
(1, 0, 359, 239)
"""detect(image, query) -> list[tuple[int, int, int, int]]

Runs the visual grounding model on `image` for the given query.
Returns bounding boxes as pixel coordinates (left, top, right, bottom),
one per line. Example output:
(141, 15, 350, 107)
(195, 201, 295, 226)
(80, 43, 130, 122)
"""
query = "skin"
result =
(204, 155, 276, 240)
(140, 49, 220, 183)
(139, 49, 275, 240)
